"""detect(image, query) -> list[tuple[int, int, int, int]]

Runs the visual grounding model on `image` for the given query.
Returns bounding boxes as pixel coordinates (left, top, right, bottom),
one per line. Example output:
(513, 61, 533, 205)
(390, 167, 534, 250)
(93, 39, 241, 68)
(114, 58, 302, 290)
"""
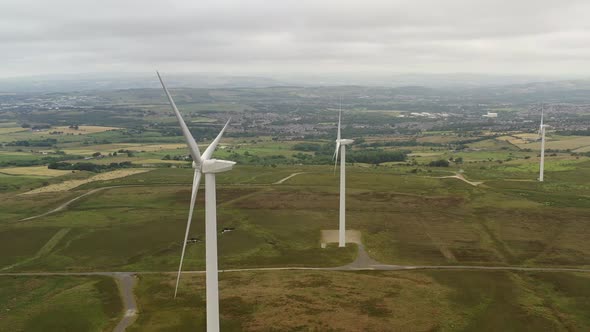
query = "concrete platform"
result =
(320, 230, 361, 248)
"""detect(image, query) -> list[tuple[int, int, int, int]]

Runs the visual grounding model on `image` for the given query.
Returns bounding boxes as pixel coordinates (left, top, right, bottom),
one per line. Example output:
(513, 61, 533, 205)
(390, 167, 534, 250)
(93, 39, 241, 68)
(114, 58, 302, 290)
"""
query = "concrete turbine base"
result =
(320, 230, 361, 248)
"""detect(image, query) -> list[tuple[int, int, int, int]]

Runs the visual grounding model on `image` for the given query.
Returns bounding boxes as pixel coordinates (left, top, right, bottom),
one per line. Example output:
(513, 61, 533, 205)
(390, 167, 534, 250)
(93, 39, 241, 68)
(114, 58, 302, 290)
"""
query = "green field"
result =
(0, 276, 121, 331)
(1, 162, 589, 273)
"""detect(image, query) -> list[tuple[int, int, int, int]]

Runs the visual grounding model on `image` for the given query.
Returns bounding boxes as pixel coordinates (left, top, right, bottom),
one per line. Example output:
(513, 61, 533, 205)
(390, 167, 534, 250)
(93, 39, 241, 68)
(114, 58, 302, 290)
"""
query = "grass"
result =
(0, 227, 59, 268)
(0, 276, 121, 332)
(21, 169, 151, 194)
(128, 270, 590, 331)
(10, 184, 356, 272)
(514, 135, 590, 151)
(0, 165, 72, 177)
(44, 125, 121, 135)
(1, 160, 589, 272)
(0, 127, 28, 134)
(0, 173, 48, 193)
(426, 271, 580, 331)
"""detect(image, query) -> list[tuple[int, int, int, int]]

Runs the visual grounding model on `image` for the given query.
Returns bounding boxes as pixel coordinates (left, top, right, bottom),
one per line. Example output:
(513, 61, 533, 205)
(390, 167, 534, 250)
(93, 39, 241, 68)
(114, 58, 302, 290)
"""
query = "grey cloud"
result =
(1, 0, 590, 78)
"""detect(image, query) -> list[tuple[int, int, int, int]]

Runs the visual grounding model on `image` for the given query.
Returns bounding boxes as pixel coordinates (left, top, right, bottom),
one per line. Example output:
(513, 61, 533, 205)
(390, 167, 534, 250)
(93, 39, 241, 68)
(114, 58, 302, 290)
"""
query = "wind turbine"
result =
(157, 71, 234, 332)
(538, 106, 548, 182)
(333, 107, 353, 247)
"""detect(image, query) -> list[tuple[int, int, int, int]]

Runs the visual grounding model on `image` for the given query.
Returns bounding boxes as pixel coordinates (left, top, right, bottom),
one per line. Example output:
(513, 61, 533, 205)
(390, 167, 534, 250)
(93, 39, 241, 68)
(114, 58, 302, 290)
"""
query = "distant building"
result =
(483, 112, 498, 118)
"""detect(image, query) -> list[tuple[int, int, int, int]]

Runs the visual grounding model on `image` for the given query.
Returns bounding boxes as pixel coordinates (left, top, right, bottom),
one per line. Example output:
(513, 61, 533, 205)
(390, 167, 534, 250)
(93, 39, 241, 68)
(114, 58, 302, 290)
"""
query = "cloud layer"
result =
(2, 0, 590, 78)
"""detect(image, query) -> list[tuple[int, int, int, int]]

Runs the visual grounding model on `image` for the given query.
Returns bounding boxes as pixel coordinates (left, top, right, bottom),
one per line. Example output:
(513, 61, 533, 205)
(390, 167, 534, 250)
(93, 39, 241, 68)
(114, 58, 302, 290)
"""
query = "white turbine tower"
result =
(157, 72, 234, 332)
(334, 108, 353, 247)
(538, 107, 548, 182)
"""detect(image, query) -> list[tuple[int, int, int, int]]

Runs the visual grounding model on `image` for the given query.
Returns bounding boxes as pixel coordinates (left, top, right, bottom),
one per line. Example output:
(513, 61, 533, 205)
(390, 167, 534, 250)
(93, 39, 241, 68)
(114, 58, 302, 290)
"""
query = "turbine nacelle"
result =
(337, 138, 354, 146)
(201, 159, 236, 174)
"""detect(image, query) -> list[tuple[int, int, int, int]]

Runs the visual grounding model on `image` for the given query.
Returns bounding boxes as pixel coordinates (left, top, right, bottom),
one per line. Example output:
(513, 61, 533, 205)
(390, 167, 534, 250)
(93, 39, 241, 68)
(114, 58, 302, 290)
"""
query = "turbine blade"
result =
(174, 169, 202, 298)
(538, 106, 544, 138)
(333, 142, 340, 173)
(202, 118, 231, 160)
(337, 108, 342, 141)
(157, 71, 202, 164)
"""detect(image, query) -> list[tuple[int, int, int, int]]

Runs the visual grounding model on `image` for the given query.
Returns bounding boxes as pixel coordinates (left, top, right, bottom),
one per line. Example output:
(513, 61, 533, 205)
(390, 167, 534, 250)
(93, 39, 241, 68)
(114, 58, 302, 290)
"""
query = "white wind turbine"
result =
(157, 72, 234, 332)
(333, 108, 353, 247)
(538, 106, 549, 182)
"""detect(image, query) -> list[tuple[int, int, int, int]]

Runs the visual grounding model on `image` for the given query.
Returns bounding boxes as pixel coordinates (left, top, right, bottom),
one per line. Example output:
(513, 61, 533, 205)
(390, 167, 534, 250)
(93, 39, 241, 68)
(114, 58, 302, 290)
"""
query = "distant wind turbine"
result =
(157, 71, 234, 332)
(538, 106, 548, 182)
(333, 106, 353, 247)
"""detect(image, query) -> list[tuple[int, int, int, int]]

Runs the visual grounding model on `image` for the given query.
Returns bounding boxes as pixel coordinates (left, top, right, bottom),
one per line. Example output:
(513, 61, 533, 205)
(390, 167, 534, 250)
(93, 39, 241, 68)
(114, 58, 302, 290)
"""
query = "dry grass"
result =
(136, 158, 187, 165)
(508, 135, 590, 151)
(132, 271, 453, 331)
(497, 135, 529, 145)
(38, 125, 121, 135)
(60, 143, 186, 155)
(21, 169, 150, 195)
(0, 127, 28, 134)
(0, 166, 71, 177)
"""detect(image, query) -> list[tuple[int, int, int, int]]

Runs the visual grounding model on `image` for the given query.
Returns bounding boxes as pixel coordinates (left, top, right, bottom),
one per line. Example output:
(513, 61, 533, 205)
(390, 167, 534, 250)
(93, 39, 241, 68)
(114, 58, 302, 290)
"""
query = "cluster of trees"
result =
(293, 142, 409, 165)
(357, 140, 444, 148)
(347, 150, 408, 164)
(428, 159, 450, 167)
(162, 154, 191, 161)
(48, 161, 133, 172)
(292, 143, 323, 151)
(227, 152, 289, 167)
(116, 149, 135, 157)
(6, 138, 58, 147)
(20, 123, 51, 130)
(556, 129, 590, 136)
(0, 155, 81, 168)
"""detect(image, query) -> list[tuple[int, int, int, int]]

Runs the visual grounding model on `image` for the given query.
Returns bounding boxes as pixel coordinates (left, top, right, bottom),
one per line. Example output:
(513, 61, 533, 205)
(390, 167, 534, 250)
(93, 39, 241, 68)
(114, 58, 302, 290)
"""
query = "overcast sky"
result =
(2, 0, 590, 79)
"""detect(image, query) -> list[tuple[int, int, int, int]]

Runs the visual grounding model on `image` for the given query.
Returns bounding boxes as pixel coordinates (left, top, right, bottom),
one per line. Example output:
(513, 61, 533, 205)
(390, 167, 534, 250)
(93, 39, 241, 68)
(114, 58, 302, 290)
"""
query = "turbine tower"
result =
(157, 72, 234, 332)
(538, 107, 548, 182)
(334, 107, 353, 247)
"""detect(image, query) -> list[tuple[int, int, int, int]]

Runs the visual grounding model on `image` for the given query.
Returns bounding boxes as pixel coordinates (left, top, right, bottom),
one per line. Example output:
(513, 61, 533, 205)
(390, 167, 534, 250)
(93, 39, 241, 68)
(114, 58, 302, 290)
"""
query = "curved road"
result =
(19, 171, 305, 223)
(18, 185, 143, 222)
(113, 273, 138, 332)
(273, 172, 305, 185)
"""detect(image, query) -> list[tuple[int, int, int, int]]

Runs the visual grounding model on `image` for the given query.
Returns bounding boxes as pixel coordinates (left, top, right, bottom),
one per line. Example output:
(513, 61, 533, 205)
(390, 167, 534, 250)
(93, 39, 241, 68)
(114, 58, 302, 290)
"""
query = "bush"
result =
(293, 143, 322, 152)
(428, 159, 450, 167)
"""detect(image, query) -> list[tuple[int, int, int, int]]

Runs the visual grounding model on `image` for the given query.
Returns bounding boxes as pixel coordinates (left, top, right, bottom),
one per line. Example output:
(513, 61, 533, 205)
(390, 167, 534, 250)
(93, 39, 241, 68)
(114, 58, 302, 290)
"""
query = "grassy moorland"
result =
(128, 270, 590, 331)
(0, 276, 121, 332)
(1, 96, 590, 330)
(1, 159, 589, 274)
